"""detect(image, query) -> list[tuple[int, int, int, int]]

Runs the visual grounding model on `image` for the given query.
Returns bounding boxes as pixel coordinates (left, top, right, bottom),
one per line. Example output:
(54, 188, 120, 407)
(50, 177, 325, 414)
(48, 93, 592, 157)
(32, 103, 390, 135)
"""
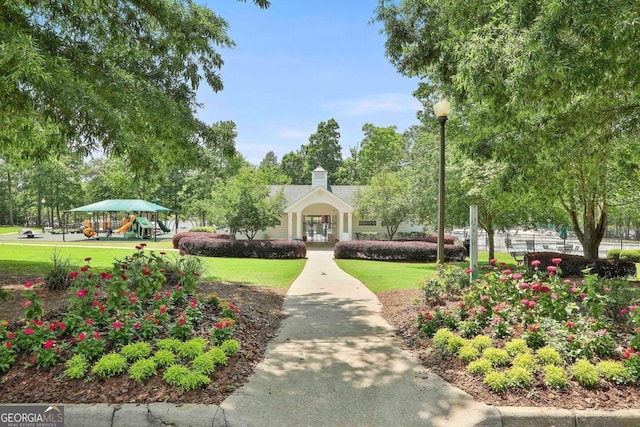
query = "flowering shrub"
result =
(21, 280, 45, 320)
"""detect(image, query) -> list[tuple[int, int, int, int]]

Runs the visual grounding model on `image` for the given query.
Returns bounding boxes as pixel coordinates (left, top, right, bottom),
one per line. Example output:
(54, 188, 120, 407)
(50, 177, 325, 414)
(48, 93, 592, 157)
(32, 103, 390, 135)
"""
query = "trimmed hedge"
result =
(178, 237, 306, 259)
(334, 240, 466, 262)
(172, 232, 231, 249)
(398, 234, 456, 245)
(525, 252, 637, 278)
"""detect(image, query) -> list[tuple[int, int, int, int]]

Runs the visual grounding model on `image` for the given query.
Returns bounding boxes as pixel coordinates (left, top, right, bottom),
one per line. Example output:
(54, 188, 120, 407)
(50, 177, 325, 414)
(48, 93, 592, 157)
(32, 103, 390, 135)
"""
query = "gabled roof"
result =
(67, 199, 170, 212)
(270, 185, 365, 212)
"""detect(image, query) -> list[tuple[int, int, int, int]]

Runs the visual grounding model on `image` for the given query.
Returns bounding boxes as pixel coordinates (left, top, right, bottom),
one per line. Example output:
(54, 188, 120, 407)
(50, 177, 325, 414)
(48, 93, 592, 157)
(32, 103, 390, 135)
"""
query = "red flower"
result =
(68, 271, 79, 279)
(23, 281, 34, 289)
(112, 320, 123, 329)
(489, 258, 497, 265)
(24, 328, 34, 335)
(501, 269, 512, 275)
(142, 269, 152, 276)
(78, 332, 86, 341)
(159, 306, 167, 314)
(92, 300, 99, 307)
(81, 266, 89, 272)
(178, 318, 186, 326)
(530, 260, 541, 268)
(100, 272, 112, 280)
(135, 245, 143, 250)
(160, 251, 166, 256)
(86, 319, 94, 326)
(567, 336, 574, 342)
(527, 324, 539, 332)
(93, 332, 100, 339)
(43, 340, 55, 349)
(539, 285, 551, 293)
(5, 342, 11, 349)
(532, 283, 541, 291)
(512, 273, 523, 280)
(8, 332, 14, 339)
(76, 289, 88, 298)
(133, 323, 140, 330)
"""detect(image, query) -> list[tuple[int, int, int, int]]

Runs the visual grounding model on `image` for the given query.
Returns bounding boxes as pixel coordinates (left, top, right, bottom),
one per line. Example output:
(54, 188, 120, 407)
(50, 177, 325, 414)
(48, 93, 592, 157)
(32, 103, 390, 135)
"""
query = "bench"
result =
(509, 249, 528, 265)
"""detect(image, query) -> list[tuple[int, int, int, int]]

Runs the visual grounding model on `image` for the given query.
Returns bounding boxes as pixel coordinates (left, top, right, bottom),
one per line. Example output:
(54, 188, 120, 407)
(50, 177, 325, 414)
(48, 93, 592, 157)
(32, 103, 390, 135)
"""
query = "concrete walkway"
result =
(215, 249, 500, 426)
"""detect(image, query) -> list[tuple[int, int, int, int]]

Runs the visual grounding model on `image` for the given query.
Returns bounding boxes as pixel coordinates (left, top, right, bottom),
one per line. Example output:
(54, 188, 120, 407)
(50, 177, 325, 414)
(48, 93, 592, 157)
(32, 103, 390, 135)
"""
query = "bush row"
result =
(525, 252, 637, 278)
(397, 234, 456, 245)
(172, 232, 230, 249)
(178, 237, 307, 259)
(334, 240, 466, 262)
(606, 248, 640, 262)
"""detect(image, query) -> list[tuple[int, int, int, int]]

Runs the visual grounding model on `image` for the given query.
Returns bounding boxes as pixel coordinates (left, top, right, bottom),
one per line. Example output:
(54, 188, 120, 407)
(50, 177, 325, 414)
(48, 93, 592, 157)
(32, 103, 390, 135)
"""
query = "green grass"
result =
(0, 243, 305, 289)
(0, 226, 25, 235)
(335, 251, 519, 293)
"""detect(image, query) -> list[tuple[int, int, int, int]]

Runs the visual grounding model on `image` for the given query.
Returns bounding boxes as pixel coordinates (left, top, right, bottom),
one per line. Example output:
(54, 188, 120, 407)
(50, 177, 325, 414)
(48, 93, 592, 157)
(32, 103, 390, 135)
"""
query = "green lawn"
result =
(335, 251, 519, 293)
(0, 243, 305, 289)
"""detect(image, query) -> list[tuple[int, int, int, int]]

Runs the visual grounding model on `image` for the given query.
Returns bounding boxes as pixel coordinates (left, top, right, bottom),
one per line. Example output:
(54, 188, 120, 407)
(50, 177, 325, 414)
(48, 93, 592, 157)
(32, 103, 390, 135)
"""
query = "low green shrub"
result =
(544, 365, 571, 389)
(446, 336, 467, 355)
(512, 353, 538, 373)
(153, 349, 176, 368)
(220, 339, 241, 356)
(92, 353, 127, 378)
(207, 347, 228, 366)
(333, 240, 466, 262)
(483, 371, 509, 392)
(504, 338, 530, 357)
(458, 345, 479, 362)
(156, 338, 183, 352)
(606, 248, 622, 259)
(163, 365, 210, 391)
(192, 353, 216, 375)
(179, 237, 306, 259)
(470, 335, 493, 352)
(619, 250, 640, 262)
(120, 342, 152, 362)
(178, 337, 208, 360)
(506, 366, 532, 388)
(432, 328, 454, 351)
(467, 359, 493, 375)
(128, 358, 157, 383)
(572, 360, 599, 388)
(536, 346, 563, 366)
(64, 354, 88, 379)
(482, 348, 510, 367)
(596, 361, 632, 385)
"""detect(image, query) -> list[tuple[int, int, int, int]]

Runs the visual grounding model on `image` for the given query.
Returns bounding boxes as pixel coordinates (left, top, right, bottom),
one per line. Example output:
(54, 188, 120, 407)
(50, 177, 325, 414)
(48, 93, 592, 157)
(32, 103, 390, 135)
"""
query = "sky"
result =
(196, 0, 423, 165)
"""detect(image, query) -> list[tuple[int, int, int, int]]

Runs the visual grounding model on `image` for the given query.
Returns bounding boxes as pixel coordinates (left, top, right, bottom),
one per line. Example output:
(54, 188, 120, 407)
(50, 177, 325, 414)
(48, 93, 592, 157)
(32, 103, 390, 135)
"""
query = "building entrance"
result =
(304, 215, 334, 243)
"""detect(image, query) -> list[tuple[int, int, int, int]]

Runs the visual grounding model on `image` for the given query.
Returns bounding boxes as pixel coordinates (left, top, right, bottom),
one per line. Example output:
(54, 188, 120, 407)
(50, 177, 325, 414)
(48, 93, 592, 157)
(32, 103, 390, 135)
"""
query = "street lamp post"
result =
(433, 100, 450, 264)
(41, 198, 46, 234)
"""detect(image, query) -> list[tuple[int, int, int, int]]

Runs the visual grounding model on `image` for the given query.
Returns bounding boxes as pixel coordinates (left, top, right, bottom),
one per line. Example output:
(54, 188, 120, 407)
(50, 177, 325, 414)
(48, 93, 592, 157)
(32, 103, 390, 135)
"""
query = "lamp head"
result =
(433, 100, 451, 118)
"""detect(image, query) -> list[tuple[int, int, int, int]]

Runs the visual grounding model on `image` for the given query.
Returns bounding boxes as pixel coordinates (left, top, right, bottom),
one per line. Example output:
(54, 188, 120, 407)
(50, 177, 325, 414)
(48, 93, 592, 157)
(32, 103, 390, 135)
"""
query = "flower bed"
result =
(0, 246, 244, 391)
(417, 257, 640, 395)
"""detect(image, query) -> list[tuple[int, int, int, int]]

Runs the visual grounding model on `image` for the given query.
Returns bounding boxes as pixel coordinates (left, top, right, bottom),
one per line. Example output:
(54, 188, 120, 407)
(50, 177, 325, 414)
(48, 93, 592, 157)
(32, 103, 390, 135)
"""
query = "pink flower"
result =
(43, 340, 55, 349)
(532, 283, 541, 291)
(539, 285, 551, 293)
(521, 298, 529, 306)
(531, 260, 541, 268)
(8, 332, 15, 339)
(620, 308, 628, 315)
(23, 300, 32, 307)
(464, 268, 473, 274)
(24, 281, 34, 289)
(159, 306, 167, 314)
(78, 332, 86, 341)
(178, 318, 186, 326)
(598, 329, 607, 336)
(552, 258, 562, 265)
(68, 271, 79, 279)
(546, 266, 557, 275)
(502, 269, 512, 275)
(551, 293, 558, 299)
(629, 305, 638, 312)
(100, 272, 112, 280)
(489, 258, 497, 265)
(569, 287, 578, 293)
(133, 323, 140, 330)
(512, 273, 523, 280)
(480, 295, 489, 301)
(86, 319, 94, 326)
(112, 320, 123, 329)
(76, 289, 88, 298)
(567, 336, 574, 342)
(579, 292, 587, 298)
(93, 332, 100, 339)
(565, 321, 576, 329)
(519, 283, 531, 290)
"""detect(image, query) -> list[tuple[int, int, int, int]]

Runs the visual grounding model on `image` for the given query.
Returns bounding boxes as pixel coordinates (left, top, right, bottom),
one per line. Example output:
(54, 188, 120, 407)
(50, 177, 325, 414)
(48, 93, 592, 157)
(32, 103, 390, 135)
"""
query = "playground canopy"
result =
(67, 199, 170, 213)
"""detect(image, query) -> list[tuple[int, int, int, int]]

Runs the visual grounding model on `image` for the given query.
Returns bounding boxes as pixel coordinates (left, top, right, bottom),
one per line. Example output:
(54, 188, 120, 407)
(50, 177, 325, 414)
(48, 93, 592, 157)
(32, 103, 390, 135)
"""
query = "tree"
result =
(211, 168, 285, 239)
(258, 151, 289, 184)
(303, 119, 343, 182)
(353, 170, 414, 240)
(1, 0, 269, 170)
(280, 151, 307, 185)
(375, 0, 640, 258)
(356, 124, 408, 184)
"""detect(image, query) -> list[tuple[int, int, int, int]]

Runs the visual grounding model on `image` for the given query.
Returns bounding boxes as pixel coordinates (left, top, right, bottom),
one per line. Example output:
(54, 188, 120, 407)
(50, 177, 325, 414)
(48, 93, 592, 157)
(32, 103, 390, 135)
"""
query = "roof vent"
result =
(311, 166, 328, 190)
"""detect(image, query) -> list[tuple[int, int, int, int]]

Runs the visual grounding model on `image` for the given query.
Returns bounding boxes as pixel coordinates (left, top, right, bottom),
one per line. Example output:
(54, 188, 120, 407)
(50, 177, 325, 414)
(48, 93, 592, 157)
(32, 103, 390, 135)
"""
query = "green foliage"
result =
(0, 344, 15, 373)
(220, 339, 241, 356)
(543, 365, 571, 389)
(535, 347, 563, 366)
(189, 226, 216, 233)
(512, 353, 538, 374)
(606, 248, 621, 259)
(432, 328, 455, 351)
(483, 371, 509, 392)
(156, 338, 183, 352)
(596, 361, 632, 385)
(163, 365, 210, 391)
(152, 349, 176, 368)
(457, 345, 479, 362)
(618, 250, 640, 262)
(45, 250, 73, 291)
(120, 342, 152, 362)
(504, 339, 530, 357)
(64, 354, 89, 380)
(506, 366, 532, 388)
(177, 338, 208, 360)
(446, 336, 467, 355)
(92, 353, 127, 378)
(128, 358, 157, 383)
(192, 353, 216, 375)
(467, 359, 493, 376)
(482, 348, 510, 367)
(470, 335, 493, 352)
(572, 360, 600, 388)
(207, 347, 229, 366)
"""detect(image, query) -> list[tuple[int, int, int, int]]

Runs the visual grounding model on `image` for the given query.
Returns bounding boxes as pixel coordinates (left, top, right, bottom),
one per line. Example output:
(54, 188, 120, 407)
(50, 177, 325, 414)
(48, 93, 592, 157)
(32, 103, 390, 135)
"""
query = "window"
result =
(273, 219, 281, 225)
(358, 219, 376, 226)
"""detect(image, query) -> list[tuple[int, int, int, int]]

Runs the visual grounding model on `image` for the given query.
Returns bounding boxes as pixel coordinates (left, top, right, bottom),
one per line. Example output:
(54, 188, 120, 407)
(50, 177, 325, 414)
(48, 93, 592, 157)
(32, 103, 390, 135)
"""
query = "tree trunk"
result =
(477, 210, 494, 261)
(566, 198, 606, 259)
(7, 170, 13, 225)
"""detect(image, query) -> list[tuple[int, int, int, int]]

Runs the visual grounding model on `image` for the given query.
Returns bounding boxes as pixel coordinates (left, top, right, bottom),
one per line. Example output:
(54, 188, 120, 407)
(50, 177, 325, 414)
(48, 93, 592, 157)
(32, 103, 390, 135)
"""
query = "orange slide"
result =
(116, 214, 136, 233)
(83, 220, 97, 238)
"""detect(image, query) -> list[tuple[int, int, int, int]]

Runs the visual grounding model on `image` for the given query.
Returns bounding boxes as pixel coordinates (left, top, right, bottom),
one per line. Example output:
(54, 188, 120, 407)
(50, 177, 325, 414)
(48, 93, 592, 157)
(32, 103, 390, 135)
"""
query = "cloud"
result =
(277, 127, 312, 140)
(324, 93, 422, 116)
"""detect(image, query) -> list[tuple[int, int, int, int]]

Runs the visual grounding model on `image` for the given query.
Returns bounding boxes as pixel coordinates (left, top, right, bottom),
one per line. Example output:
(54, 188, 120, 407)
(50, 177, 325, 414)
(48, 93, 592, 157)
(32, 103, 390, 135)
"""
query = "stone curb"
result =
(496, 406, 640, 427)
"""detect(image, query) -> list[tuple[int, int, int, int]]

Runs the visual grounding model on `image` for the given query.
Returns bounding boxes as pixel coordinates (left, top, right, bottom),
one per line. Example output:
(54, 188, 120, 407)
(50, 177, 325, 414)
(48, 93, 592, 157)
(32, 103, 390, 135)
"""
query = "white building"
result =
(266, 167, 423, 242)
